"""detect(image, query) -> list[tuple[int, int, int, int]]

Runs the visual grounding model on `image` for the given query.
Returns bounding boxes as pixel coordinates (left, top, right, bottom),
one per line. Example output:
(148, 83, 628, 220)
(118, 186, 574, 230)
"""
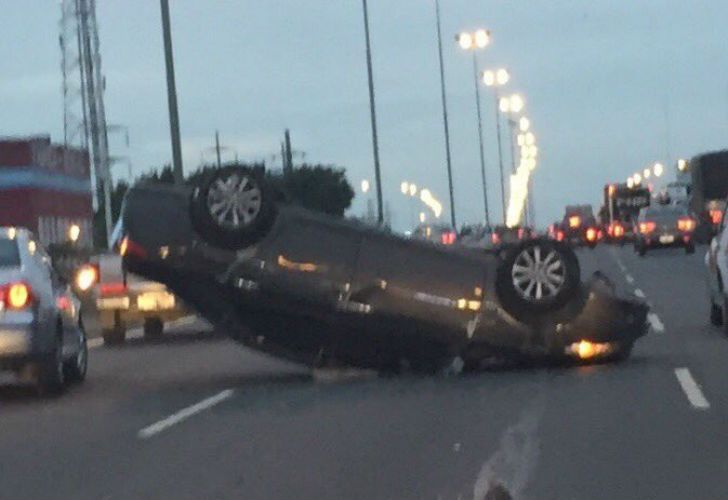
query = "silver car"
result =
(0, 227, 87, 394)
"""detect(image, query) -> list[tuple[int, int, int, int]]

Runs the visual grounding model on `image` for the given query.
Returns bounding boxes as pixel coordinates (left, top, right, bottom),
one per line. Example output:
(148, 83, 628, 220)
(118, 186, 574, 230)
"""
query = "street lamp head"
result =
(361, 179, 370, 193)
(474, 29, 490, 48)
(496, 68, 510, 85)
(409, 184, 418, 197)
(456, 32, 473, 50)
(482, 70, 495, 86)
(419, 212, 426, 223)
(677, 159, 687, 172)
(519, 116, 530, 132)
(643, 168, 651, 179)
(509, 94, 525, 113)
(499, 97, 510, 113)
(400, 181, 409, 195)
(633, 173, 642, 185)
(517, 133, 526, 147)
(524, 131, 535, 146)
(627, 177, 635, 189)
(653, 162, 664, 177)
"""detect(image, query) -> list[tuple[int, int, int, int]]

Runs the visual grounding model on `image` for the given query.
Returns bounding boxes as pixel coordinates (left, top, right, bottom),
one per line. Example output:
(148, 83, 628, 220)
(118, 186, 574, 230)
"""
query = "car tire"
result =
(496, 239, 581, 319)
(190, 166, 277, 250)
(64, 319, 88, 384)
(710, 301, 723, 326)
(102, 324, 126, 345)
(37, 331, 65, 396)
(143, 317, 164, 340)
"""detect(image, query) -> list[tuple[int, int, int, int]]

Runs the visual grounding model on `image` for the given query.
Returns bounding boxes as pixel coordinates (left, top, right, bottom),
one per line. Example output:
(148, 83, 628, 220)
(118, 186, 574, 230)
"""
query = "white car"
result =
(706, 210, 728, 330)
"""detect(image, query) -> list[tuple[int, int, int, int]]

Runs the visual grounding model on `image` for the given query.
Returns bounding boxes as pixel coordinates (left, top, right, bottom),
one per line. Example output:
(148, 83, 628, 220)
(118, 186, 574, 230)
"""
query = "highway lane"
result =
(0, 244, 727, 499)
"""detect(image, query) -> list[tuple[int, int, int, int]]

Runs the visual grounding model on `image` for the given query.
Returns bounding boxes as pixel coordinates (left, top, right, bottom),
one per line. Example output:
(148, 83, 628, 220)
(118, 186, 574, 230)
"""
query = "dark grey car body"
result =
(121, 183, 648, 371)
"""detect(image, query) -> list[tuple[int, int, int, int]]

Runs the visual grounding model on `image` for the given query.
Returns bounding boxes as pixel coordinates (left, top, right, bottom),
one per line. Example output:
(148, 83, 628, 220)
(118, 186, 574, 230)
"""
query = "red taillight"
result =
(491, 232, 501, 245)
(100, 282, 128, 297)
(120, 237, 147, 259)
(440, 232, 456, 245)
(517, 228, 524, 239)
(613, 224, 624, 237)
(677, 217, 696, 232)
(586, 227, 597, 242)
(569, 216, 581, 229)
(0, 282, 33, 310)
(639, 221, 656, 234)
(710, 210, 722, 225)
(556, 230, 565, 242)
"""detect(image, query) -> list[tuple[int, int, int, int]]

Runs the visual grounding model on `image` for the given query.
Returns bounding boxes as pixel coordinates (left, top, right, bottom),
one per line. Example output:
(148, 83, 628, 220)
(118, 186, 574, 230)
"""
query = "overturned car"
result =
(120, 167, 648, 372)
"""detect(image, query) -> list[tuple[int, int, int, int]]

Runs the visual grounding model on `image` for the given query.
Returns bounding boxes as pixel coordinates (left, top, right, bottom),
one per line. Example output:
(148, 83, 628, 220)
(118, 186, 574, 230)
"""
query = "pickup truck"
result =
(89, 251, 188, 344)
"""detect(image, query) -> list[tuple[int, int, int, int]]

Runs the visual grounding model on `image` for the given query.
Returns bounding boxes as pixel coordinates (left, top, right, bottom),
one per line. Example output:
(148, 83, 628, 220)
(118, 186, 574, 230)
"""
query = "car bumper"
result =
(638, 233, 693, 248)
(473, 276, 648, 360)
(0, 311, 38, 367)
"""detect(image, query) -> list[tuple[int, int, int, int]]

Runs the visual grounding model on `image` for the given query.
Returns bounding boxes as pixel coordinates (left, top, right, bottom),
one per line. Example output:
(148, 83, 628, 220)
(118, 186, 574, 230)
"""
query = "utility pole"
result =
(215, 130, 222, 168)
(284, 129, 293, 174)
(435, 0, 456, 229)
(160, 0, 184, 184)
(361, 0, 384, 224)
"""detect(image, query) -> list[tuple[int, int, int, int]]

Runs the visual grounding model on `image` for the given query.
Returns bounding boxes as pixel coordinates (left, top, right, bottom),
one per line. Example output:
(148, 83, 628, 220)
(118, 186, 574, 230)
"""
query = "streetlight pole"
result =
(434, 0, 456, 229)
(472, 52, 490, 227)
(361, 0, 384, 225)
(160, 0, 184, 184)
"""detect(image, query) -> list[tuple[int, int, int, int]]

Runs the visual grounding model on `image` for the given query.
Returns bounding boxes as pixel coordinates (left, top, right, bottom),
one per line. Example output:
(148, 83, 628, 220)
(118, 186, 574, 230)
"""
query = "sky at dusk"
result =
(2, 0, 728, 229)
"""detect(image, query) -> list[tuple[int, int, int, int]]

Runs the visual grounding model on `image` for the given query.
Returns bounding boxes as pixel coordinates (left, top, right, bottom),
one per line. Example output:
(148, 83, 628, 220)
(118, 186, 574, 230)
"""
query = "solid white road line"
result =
(674, 368, 710, 410)
(634, 288, 646, 298)
(647, 313, 665, 333)
(625, 274, 635, 284)
(138, 389, 235, 439)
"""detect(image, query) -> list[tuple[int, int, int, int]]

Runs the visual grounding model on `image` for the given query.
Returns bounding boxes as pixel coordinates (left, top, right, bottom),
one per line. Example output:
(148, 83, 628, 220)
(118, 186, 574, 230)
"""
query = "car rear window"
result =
(0, 239, 20, 267)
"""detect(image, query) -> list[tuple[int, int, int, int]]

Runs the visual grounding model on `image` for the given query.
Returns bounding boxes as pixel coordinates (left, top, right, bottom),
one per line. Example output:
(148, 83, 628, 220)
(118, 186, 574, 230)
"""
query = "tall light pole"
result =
(500, 94, 525, 224)
(434, 0, 456, 229)
(361, 0, 384, 224)
(457, 29, 492, 227)
(160, 0, 184, 184)
(483, 68, 510, 225)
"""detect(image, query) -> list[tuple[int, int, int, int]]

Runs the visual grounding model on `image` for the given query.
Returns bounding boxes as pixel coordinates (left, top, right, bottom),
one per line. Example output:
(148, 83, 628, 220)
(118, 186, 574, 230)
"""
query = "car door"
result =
(349, 232, 486, 346)
(257, 213, 362, 319)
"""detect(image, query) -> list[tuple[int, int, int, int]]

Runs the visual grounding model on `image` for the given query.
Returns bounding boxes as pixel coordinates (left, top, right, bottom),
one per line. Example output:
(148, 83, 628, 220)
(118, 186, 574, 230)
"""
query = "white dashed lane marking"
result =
(674, 368, 710, 410)
(634, 288, 646, 298)
(625, 274, 635, 284)
(138, 389, 235, 439)
(647, 313, 664, 333)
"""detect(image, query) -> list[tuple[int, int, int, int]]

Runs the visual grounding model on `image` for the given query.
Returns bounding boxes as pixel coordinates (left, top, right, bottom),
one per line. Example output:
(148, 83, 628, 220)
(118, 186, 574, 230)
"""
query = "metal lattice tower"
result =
(59, 0, 113, 243)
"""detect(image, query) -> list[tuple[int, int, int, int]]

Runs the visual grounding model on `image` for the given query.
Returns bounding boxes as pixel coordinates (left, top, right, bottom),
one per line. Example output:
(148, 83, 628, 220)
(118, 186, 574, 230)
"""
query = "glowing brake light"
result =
(710, 210, 722, 225)
(556, 230, 565, 242)
(100, 282, 128, 297)
(441, 231, 456, 245)
(491, 232, 501, 245)
(639, 221, 656, 234)
(119, 236, 147, 259)
(568, 216, 581, 229)
(74, 264, 99, 292)
(585, 227, 597, 242)
(0, 282, 33, 310)
(613, 224, 624, 237)
(677, 217, 696, 232)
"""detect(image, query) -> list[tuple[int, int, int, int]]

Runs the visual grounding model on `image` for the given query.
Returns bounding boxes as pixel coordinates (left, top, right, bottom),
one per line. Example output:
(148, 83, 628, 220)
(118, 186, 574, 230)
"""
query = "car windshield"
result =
(4, 2, 728, 499)
(0, 239, 20, 268)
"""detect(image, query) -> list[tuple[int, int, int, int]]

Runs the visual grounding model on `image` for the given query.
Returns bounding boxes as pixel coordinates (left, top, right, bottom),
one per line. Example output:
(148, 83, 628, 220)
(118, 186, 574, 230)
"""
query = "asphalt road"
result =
(0, 244, 726, 500)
